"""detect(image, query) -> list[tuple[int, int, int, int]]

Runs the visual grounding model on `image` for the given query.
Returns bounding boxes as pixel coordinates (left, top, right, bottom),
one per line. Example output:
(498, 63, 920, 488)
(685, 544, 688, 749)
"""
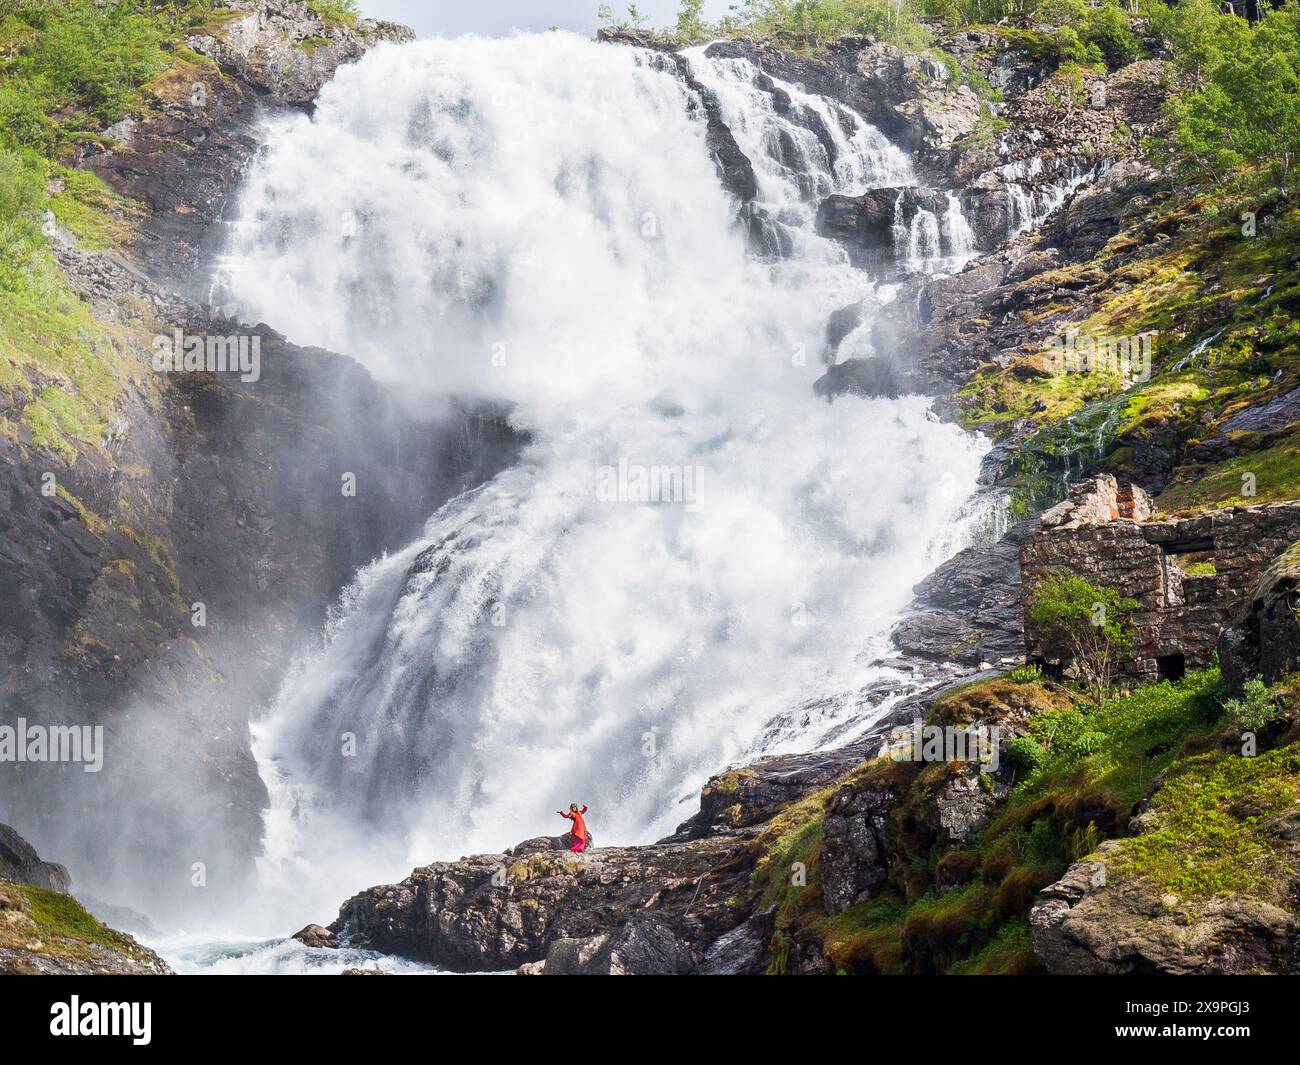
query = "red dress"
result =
(562, 806, 588, 851)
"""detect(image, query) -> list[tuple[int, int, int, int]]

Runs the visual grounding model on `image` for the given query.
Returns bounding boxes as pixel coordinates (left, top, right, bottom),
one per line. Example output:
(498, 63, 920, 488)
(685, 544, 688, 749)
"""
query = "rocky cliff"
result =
(0, 1, 527, 919)
(0, 823, 170, 975)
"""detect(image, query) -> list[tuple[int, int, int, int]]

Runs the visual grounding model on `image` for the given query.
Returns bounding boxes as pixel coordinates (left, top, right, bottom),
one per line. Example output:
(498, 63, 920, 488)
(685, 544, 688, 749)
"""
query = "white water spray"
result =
(213, 33, 987, 931)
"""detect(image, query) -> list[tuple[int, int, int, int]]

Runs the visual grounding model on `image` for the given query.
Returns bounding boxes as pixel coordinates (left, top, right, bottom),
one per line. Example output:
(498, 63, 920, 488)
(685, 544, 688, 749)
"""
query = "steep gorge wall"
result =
(0, 2, 528, 918)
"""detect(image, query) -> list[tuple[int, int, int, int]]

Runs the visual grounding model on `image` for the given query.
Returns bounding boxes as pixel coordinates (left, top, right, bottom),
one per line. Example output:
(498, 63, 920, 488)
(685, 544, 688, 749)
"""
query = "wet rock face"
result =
(816, 186, 985, 272)
(1220, 543, 1300, 692)
(890, 520, 1034, 669)
(331, 835, 755, 973)
(813, 356, 937, 400)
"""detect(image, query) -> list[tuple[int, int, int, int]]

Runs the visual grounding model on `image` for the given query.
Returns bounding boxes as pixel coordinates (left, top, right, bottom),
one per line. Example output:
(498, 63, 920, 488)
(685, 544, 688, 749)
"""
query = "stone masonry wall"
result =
(1021, 475, 1300, 684)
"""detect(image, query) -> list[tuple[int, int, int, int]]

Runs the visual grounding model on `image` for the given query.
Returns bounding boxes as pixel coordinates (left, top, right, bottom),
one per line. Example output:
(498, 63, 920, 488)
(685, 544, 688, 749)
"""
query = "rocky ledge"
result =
(0, 824, 170, 976)
(332, 833, 761, 975)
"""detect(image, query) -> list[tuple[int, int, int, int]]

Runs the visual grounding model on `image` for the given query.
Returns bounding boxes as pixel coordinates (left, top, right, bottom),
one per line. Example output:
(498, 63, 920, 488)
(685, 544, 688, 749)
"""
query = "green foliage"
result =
(1224, 677, 1276, 734)
(1027, 572, 1138, 704)
(727, 0, 934, 52)
(1158, 2, 1300, 196)
(1005, 735, 1044, 773)
(0, 145, 45, 291)
(308, 0, 359, 28)
(675, 0, 710, 43)
(1006, 662, 1044, 683)
(1012, 667, 1226, 804)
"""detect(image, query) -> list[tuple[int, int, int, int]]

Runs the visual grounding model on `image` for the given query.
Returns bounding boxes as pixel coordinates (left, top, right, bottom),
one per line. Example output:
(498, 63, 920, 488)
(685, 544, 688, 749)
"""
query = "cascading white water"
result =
(1001, 156, 1099, 237)
(890, 190, 977, 275)
(211, 32, 988, 932)
(943, 192, 976, 261)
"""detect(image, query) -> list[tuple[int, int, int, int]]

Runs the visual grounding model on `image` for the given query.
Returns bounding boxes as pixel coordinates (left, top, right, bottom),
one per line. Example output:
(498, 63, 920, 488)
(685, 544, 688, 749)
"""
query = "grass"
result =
(0, 3, 224, 464)
(0, 882, 147, 963)
(1156, 431, 1300, 513)
(756, 667, 1263, 974)
(1107, 745, 1300, 900)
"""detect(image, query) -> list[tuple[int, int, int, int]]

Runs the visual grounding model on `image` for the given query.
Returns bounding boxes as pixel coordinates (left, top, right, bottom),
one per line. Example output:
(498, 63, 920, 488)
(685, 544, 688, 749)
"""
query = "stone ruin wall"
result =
(1020, 475, 1300, 684)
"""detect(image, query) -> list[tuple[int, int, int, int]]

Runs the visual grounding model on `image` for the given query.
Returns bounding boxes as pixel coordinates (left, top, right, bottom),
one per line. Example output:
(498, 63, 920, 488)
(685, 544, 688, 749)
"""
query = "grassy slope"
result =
(958, 192, 1300, 516)
(0, 2, 233, 463)
(752, 667, 1300, 974)
(0, 881, 154, 965)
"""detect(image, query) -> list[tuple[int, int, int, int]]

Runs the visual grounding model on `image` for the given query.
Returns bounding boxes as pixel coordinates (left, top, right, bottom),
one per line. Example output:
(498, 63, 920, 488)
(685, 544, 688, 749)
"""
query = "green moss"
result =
(1106, 745, 1300, 901)
(1156, 431, 1300, 513)
(0, 883, 145, 962)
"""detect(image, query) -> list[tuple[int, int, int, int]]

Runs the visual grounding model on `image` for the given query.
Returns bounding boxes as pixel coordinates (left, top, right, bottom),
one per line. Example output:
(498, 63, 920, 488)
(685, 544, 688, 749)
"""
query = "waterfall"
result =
(213, 33, 988, 927)
(682, 48, 913, 259)
(1001, 156, 1099, 237)
(943, 192, 976, 262)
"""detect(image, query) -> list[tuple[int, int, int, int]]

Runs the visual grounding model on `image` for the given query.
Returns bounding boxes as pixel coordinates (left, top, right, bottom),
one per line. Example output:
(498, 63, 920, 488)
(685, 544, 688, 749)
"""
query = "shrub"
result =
(1223, 677, 1275, 734)
(1007, 662, 1044, 683)
(1027, 572, 1138, 705)
(309, 0, 359, 28)
(1005, 736, 1045, 775)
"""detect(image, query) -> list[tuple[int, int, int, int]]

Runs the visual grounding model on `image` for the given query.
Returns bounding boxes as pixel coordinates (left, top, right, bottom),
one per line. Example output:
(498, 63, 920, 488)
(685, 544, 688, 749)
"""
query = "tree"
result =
(1028, 573, 1138, 704)
(676, 0, 710, 42)
(1161, 2, 1300, 197)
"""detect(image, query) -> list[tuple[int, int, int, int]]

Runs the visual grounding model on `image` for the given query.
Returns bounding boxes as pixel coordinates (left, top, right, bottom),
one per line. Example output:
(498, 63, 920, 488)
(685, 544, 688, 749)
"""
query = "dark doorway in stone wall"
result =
(1156, 653, 1186, 682)
(1029, 656, 1064, 682)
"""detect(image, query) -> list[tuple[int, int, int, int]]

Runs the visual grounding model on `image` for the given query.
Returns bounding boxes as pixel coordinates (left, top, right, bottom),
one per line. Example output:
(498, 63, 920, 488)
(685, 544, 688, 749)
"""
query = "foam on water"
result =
(210, 32, 988, 936)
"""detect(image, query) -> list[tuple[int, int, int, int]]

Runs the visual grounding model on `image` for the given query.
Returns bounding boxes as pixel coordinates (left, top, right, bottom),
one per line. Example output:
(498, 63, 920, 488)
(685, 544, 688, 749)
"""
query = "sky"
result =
(358, 0, 738, 38)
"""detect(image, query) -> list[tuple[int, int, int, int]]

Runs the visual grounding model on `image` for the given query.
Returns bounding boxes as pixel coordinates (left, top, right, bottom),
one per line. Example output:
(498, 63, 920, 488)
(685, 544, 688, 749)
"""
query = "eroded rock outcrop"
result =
(1031, 837, 1300, 975)
(0, 826, 171, 975)
(331, 833, 756, 974)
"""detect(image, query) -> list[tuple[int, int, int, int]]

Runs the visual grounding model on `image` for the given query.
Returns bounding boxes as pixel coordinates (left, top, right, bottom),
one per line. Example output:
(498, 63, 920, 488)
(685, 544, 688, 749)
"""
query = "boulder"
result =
(291, 923, 339, 949)
(1031, 841, 1300, 975)
(540, 919, 694, 975)
(694, 909, 775, 975)
(821, 774, 898, 913)
(329, 835, 753, 973)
